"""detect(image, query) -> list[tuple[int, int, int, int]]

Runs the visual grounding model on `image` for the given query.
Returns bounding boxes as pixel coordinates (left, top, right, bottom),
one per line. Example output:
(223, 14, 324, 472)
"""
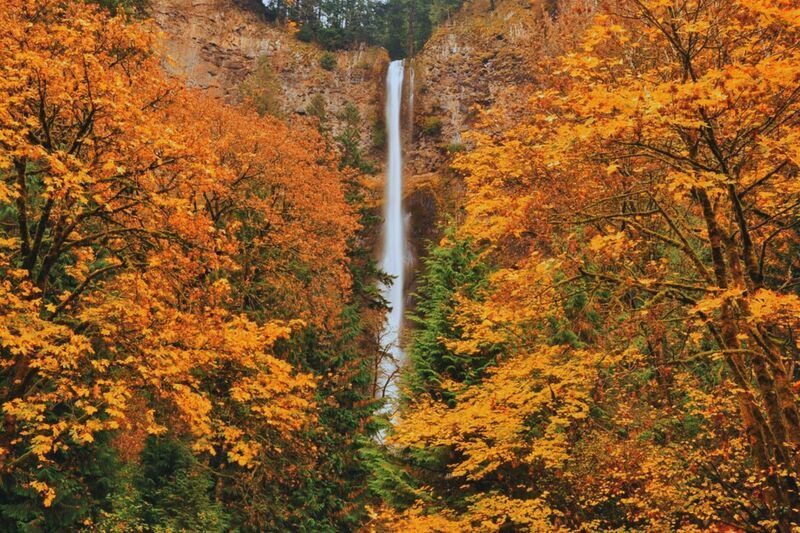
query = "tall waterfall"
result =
(377, 60, 407, 409)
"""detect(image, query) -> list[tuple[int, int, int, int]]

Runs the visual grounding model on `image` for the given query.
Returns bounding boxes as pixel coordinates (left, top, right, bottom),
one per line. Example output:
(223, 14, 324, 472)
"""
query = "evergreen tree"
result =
(406, 226, 499, 398)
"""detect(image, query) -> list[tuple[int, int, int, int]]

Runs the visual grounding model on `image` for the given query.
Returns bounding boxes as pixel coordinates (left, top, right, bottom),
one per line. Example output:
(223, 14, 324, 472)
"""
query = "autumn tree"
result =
(377, 0, 800, 531)
(0, 0, 375, 529)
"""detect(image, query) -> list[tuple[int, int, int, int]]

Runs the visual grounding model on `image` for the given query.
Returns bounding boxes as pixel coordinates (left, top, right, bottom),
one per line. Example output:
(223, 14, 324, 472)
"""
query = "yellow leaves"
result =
(0, 30, 330, 483)
(465, 493, 561, 532)
(28, 481, 56, 508)
(580, 17, 630, 53)
(385, 0, 800, 529)
(223, 426, 262, 467)
(0, 182, 14, 204)
(30, 435, 54, 461)
(372, 502, 463, 533)
(392, 346, 599, 481)
(69, 418, 105, 444)
(374, 491, 562, 531)
(739, 0, 800, 29)
(144, 409, 167, 436)
(682, 19, 711, 36)
(3, 399, 47, 424)
(228, 440, 261, 468)
(665, 170, 727, 202)
(748, 289, 800, 327)
(588, 231, 627, 255)
(690, 288, 746, 318)
(445, 257, 561, 356)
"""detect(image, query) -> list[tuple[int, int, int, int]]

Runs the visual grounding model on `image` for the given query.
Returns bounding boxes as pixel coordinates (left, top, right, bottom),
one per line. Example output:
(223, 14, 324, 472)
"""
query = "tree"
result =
(377, 0, 800, 530)
(405, 226, 498, 398)
(0, 1, 365, 528)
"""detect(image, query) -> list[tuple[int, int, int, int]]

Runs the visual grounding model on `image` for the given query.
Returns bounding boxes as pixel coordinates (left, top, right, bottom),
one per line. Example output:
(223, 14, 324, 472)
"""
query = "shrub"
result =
(319, 52, 337, 71)
(239, 56, 283, 116)
(372, 120, 386, 150)
(296, 23, 315, 43)
(421, 116, 443, 137)
(306, 94, 328, 123)
(442, 142, 466, 154)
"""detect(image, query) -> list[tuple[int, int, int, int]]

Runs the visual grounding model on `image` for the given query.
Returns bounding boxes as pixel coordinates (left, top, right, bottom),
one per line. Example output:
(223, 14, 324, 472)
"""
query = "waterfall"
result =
(377, 60, 407, 410)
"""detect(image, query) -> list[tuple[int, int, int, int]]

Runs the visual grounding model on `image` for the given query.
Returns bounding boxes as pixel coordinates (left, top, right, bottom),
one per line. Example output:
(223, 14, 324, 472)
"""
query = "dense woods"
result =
(2, 0, 800, 531)
(377, 1, 800, 531)
(0, 0, 383, 529)
(262, 0, 465, 57)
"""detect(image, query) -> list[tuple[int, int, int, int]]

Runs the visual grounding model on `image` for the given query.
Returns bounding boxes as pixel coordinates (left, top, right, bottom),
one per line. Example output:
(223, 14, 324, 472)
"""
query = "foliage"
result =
(122, 438, 229, 532)
(371, 118, 387, 151)
(319, 52, 338, 71)
(89, 0, 149, 17)
(335, 103, 378, 175)
(261, 0, 464, 57)
(0, 0, 376, 530)
(420, 116, 443, 137)
(239, 56, 284, 116)
(376, 0, 800, 531)
(307, 94, 329, 125)
(441, 142, 465, 154)
(405, 226, 498, 398)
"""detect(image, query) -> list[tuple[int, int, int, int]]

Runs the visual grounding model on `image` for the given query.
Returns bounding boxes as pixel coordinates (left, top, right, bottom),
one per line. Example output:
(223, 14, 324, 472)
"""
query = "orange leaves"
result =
(588, 231, 634, 261)
(167, 90, 358, 328)
(373, 494, 560, 532)
(748, 289, 800, 329)
(28, 481, 56, 508)
(739, 0, 800, 29)
(392, 346, 599, 481)
(382, 0, 800, 529)
(0, 0, 359, 511)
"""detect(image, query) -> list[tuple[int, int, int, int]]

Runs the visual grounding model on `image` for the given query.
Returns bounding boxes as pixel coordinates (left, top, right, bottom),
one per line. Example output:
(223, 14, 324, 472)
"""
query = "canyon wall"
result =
(405, 0, 548, 257)
(149, 0, 553, 273)
(151, 0, 389, 152)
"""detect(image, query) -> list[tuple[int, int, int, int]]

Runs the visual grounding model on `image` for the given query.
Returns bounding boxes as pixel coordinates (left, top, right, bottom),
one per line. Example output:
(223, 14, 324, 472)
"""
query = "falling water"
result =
(377, 60, 407, 410)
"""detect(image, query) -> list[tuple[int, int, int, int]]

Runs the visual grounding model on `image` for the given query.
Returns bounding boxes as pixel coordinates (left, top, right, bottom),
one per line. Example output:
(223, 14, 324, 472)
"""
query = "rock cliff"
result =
(148, 0, 553, 272)
(151, 0, 389, 152)
(404, 0, 550, 255)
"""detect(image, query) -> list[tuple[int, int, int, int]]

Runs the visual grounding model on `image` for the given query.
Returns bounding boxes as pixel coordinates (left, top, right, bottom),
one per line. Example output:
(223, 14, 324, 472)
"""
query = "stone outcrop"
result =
(149, 0, 550, 273)
(151, 0, 389, 151)
(407, 0, 543, 177)
(403, 0, 547, 252)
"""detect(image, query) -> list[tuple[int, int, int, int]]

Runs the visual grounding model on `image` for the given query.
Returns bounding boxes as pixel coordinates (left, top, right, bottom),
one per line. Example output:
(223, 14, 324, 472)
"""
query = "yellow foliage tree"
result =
(0, 0, 357, 517)
(378, 0, 800, 530)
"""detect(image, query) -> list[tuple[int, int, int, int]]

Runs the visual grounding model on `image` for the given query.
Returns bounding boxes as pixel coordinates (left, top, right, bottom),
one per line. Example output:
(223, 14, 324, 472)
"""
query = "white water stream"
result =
(377, 60, 408, 410)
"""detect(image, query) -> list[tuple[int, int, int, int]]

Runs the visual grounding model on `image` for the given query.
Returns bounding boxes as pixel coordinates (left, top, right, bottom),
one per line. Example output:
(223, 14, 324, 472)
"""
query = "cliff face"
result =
(151, 0, 389, 151)
(404, 0, 549, 257)
(409, 0, 540, 175)
(149, 0, 550, 269)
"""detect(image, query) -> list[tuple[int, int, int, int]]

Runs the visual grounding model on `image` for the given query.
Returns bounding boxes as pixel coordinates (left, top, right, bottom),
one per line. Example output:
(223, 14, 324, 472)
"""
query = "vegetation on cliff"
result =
(263, 0, 465, 57)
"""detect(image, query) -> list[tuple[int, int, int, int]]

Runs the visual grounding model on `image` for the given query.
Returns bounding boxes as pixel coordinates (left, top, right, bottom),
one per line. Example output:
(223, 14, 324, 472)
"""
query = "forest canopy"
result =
(0, 0, 384, 529)
(374, 0, 800, 531)
(260, 0, 465, 57)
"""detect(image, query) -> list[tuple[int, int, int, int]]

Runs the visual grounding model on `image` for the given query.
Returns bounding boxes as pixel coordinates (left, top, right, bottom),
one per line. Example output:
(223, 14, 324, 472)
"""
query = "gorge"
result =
(6, 0, 795, 530)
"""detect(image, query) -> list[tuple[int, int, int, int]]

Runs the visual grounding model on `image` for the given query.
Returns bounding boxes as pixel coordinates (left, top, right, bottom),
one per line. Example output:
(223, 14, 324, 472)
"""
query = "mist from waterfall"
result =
(377, 59, 407, 410)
